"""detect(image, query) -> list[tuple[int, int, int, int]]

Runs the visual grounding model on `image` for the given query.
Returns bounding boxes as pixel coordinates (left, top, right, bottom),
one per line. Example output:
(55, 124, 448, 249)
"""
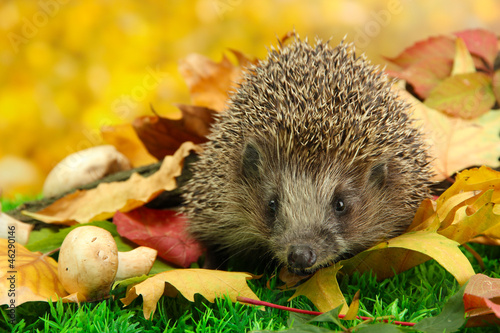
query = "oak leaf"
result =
(121, 269, 260, 319)
(113, 207, 202, 268)
(400, 87, 500, 181)
(22, 142, 201, 224)
(0, 239, 67, 306)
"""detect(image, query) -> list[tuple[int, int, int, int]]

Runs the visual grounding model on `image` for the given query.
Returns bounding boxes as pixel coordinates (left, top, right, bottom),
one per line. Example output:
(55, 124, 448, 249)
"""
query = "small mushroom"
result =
(58, 226, 157, 300)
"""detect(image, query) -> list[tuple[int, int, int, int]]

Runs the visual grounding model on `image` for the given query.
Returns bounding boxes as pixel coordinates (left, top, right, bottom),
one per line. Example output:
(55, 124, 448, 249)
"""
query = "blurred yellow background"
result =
(1, 0, 499, 198)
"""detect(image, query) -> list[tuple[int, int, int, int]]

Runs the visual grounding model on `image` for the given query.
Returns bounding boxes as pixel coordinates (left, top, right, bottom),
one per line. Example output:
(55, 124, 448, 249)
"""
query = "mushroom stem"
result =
(116, 246, 158, 280)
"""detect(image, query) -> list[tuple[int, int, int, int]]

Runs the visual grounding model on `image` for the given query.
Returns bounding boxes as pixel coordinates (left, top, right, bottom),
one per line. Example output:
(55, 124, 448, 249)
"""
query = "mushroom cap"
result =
(58, 226, 118, 300)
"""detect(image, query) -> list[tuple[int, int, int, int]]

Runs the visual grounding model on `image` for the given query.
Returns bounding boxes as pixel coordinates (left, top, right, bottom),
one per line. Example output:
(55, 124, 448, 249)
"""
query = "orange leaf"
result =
(464, 274, 500, 327)
(121, 269, 259, 319)
(101, 124, 158, 168)
(22, 142, 201, 224)
(0, 239, 67, 306)
(178, 52, 253, 111)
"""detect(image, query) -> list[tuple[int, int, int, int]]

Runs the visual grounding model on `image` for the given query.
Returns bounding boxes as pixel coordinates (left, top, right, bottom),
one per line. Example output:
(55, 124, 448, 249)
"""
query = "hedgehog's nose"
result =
(287, 245, 317, 269)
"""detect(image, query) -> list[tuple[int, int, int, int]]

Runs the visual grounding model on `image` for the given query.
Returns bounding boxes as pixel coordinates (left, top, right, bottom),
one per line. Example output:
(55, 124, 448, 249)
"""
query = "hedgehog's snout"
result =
(287, 245, 317, 270)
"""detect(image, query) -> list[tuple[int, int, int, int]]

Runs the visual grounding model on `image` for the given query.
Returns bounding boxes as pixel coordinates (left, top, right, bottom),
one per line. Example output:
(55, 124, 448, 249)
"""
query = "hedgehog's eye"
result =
(333, 198, 346, 215)
(268, 199, 278, 215)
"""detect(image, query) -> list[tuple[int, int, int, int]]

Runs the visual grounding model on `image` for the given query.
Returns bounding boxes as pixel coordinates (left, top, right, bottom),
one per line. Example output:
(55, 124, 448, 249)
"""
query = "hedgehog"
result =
(182, 37, 433, 275)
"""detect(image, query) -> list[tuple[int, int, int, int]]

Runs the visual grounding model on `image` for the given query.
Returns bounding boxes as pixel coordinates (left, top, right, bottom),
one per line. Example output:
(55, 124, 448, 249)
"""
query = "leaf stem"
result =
(236, 296, 416, 327)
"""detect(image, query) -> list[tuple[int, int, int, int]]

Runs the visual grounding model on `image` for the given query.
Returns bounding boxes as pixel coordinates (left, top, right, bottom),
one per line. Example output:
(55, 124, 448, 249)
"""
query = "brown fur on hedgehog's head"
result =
(182, 38, 433, 274)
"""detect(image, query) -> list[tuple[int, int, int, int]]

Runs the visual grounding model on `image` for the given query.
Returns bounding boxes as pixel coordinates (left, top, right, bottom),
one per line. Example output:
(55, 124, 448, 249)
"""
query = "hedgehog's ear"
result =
(241, 141, 262, 179)
(368, 162, 388, 189)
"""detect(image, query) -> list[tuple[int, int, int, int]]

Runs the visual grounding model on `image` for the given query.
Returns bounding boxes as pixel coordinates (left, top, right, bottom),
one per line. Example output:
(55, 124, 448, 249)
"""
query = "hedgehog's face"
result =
(240, 140, 405, 275)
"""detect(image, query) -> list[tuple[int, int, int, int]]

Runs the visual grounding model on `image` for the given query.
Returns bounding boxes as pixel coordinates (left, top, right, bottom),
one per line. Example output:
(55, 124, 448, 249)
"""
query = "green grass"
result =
(1, 197, 499, 332)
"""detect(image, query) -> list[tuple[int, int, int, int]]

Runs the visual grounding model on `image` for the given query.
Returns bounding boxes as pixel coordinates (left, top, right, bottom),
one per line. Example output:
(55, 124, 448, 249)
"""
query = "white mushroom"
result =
(58, 226, 157, 300)
(43, 145, 131, 198)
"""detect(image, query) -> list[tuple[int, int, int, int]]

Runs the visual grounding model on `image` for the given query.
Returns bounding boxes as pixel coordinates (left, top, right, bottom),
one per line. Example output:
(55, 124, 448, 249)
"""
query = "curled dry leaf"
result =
(23, 141, 201, 224)
(121, 269, 260, 319)
(133, 105, 216, 160)
(0, 239, 67, 306)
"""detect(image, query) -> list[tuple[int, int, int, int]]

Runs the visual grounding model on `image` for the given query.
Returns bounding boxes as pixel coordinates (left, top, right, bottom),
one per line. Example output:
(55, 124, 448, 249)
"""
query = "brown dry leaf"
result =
(22, 142, 201, 224)
(178, 51, 255, 111)
(101, 123, 158, 167)
(133, 105, 216, 159)
(288, 262, 348, 314)
(399, 87, 500, 181)
(464, 274, 500, 327)
(0, 239, 67, 305)
(121, 268, 259, 319)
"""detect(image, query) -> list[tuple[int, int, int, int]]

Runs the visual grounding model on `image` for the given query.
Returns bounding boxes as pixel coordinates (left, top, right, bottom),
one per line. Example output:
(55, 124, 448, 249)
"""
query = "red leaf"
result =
(455, 29, 499, 69)
(464, 274, 500, 327)
(113, 207, 203, 268)
(385, 35, 456, 69)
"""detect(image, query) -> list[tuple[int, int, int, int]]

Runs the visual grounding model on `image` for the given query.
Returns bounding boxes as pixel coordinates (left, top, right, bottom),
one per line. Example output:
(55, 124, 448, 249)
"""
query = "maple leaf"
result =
(101, 123, 158, 168)
(120, 269, 260, 319)
(22, 142, 201, 224)
(399, 87, 500, 180)
(113, 207, 202, 268)
(132, 105, 216, 160)
(0, 239, 67, 306)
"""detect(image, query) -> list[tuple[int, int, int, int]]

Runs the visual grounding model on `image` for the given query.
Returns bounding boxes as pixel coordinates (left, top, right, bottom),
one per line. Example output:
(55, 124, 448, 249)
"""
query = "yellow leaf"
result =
(178, 53, 250, 112)
(121, 269, 259, 319)
(101, 124, 158, 168)
(451, 37, 476, 75)
(403, 87, 500, 180)
(0, 239, 67, 305)
(341, 231, 475, 286)
(288, 263, 348, 314)
(344, 290, 360, 320)
(23, 142, 200, 224)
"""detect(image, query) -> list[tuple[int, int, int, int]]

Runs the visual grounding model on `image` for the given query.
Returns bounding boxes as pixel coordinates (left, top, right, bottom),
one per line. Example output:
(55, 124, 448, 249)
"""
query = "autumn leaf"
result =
(424, 72, 495, 118)
(113, 207, 202, 268)
(121, 269, 260, 319)
(101, 123, 158, 168)
(464, 274, 500, 327)
(451, 38, 476, 76)
(386, 57, 452, 99)
(178, 51, 255, 111)
(132, 105, 216, 160)
(455, 29, 499, 69)
(400, 88, 500, 180)
(385, 35, 455, 69)
(288, 263, 348, 314)
(0, 239, 67, 306)
(340, 231, 474, 285)
(22, 142, 201, 224)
